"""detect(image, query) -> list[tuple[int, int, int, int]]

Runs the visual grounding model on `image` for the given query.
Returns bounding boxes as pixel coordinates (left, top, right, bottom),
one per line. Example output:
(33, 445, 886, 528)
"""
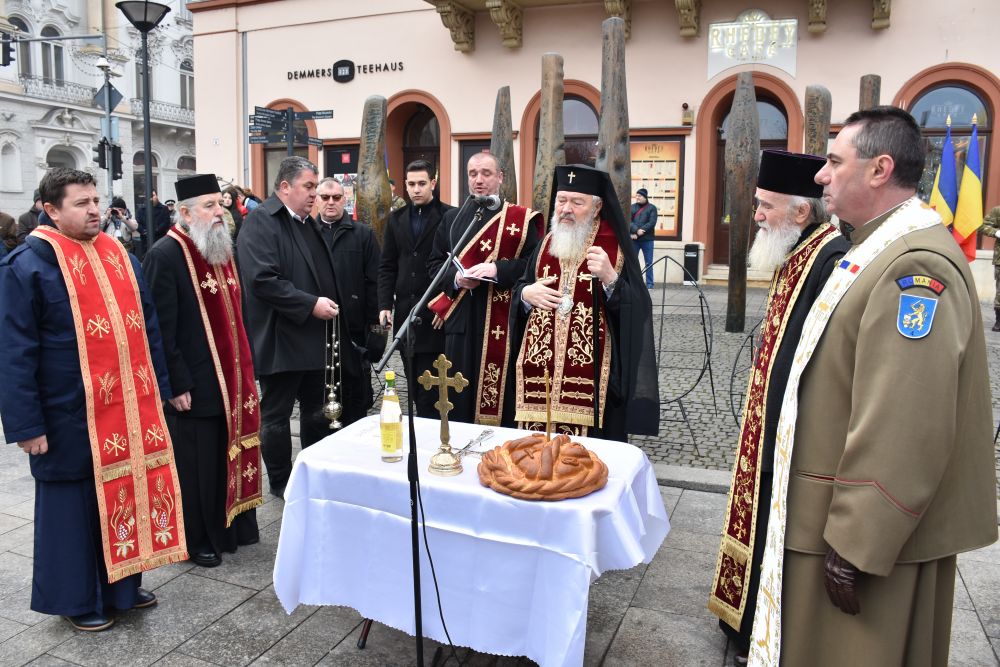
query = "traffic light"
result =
(92, 138, 107, 169)
(111, 143, 123, 181)
(1, 33, 14, 68)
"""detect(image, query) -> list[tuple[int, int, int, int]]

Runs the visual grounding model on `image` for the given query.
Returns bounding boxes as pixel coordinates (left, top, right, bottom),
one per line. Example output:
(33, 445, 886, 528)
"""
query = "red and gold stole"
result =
(514, 218, 623, 436)
(708, 223, 840, 629)
(167, 227, 263, 525)
(32, 226, 188, 582)
(428, 202, 542, 425)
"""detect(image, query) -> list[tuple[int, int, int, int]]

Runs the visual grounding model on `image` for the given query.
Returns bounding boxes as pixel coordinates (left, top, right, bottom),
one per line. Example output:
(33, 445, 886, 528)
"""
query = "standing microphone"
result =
(470, 193, 502, 211)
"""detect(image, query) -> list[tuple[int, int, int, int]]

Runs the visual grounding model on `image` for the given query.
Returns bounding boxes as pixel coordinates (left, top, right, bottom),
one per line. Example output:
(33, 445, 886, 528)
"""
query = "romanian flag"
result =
(953, 116, 983, 262)
(929, 118, 957, 227)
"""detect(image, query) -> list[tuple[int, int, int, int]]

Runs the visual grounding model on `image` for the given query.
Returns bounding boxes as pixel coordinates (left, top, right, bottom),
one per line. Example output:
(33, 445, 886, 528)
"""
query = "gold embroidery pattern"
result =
(480, 238, 493, 253)
(103, 251, 125, 280)
(98, 370, 119, 405)
(69, 254, 89, 285)
(506, 222, 520, 236)
(110, 487, 136, 558)
(567, 301, 593, 367)
(243, 394, 258, 415)
(103, 433, 127, 456)
(145, 425, 166, 447)
(86, 315, 111, 338)
(149, 475, 176, 546)
(200, 272, 219, 294)
(134, 364, 153, 395)
(492, 289, 510, 303)
(524, 309, 554, 367)
(126, 309, 142, 331)
(242, 461, 258, 483)
(481, 362, 501, 408)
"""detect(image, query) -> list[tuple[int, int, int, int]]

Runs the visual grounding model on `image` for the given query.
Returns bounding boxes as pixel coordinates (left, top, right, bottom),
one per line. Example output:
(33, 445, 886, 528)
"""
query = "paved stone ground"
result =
(1, 284, 999, 665)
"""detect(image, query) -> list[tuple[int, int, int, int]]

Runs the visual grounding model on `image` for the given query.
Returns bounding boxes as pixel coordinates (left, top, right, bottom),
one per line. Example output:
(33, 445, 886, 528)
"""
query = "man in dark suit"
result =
(378, 160, 453, 418)
(236, 157, 340, 497)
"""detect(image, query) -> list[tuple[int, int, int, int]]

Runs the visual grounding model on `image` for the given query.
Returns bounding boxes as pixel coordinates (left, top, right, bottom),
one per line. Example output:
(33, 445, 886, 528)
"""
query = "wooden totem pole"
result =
(532, 52, 566, 217)
(356, 95, 392, 244)
(490, 86, 518, 204)
(595, 17, 631, 220)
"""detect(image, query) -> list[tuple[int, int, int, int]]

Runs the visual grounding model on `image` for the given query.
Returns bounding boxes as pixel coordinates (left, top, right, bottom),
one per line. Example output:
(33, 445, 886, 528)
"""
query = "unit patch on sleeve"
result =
(896, 274, 946, 294)
(897, 294, 938, 339)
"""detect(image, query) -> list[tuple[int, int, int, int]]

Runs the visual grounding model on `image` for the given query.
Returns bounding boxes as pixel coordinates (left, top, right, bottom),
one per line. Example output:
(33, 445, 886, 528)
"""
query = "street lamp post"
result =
(96, 56, 115, 206)
(115, 1, 170, 253)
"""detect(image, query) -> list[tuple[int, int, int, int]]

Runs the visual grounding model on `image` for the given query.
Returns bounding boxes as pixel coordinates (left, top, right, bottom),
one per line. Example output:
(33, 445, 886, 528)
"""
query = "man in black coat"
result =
(135, 189, 172, 259)
(377, 160, 453, 418)
(236, 157, 340, 497)
(316, 177, 381, 426)
(15, 189, 42, 245)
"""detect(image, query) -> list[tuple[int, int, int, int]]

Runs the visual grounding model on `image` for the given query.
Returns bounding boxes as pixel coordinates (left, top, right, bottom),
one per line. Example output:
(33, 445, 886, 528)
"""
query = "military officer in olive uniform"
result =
(979, 204, 1000, 331)
(749, 106, 997, 667)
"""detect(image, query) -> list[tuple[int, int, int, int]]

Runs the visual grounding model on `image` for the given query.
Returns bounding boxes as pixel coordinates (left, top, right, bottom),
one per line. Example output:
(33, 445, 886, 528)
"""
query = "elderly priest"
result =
(506, 164, 659, 441)
(143, 174, 262, 569)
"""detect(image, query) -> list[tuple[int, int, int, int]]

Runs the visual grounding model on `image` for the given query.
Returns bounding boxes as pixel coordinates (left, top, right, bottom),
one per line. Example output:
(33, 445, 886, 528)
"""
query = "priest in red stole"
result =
(506, 164, 659, 441)
(143, 174, 262, 569)
(707, 150, 848, 665)
(0, 168, 186, 632)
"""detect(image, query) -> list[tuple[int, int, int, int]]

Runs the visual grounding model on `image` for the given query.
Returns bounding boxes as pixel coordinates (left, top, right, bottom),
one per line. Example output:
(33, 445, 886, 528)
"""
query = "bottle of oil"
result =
(380, 371, 402, 462)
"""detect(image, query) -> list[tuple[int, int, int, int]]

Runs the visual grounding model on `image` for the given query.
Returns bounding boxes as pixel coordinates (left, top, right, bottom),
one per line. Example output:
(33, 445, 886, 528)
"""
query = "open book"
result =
(452, 256, 498, 283)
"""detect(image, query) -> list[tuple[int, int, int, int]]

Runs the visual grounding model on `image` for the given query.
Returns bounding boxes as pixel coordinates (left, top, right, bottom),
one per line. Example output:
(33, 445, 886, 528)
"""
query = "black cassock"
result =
(142, 236, 259, 558)
(427, 203, 541, 424)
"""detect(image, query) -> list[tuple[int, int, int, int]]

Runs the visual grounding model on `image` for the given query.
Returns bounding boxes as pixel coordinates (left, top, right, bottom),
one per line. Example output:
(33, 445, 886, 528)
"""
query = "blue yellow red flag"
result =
(953, 116, 983, 261)
(929, 117, 957, 227)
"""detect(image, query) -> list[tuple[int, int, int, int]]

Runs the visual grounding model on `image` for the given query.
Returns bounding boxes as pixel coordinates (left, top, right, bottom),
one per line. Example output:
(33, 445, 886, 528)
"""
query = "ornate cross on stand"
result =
(417, 354, 470, 476)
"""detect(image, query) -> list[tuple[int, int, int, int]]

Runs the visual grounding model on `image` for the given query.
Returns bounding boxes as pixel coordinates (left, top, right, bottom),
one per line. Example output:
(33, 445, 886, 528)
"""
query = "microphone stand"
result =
(373, 193, 492, 666)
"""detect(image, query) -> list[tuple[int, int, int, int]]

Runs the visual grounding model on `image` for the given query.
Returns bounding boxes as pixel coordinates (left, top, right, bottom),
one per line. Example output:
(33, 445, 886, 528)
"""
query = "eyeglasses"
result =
(318, 194, 344, 202)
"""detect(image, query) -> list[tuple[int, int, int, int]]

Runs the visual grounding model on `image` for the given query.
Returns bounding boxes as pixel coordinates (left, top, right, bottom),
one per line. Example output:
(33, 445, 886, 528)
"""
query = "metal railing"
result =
(129, 98, 195, 126)
(19, 74, 96, 106)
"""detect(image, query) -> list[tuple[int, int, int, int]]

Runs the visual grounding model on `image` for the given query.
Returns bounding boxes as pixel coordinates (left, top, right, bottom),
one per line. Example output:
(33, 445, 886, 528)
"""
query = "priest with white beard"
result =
(505, 165, 659, 441)
(143, 174, 263, 569)
(709, 150, 849, 666)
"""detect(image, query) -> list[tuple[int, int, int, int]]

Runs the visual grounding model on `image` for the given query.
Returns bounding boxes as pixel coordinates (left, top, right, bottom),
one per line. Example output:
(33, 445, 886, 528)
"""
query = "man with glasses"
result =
(316, 177, 382, 426)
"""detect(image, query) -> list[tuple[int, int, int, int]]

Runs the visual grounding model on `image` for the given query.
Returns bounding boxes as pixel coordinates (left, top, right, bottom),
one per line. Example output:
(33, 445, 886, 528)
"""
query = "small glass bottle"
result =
(380, 371, 403, 462)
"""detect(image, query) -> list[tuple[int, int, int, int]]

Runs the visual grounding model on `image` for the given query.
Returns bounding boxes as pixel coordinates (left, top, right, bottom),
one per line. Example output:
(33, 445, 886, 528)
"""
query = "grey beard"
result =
(187, 220, 233, 265)
(747, 223, 801, 273)
(549, 213, 592, 261)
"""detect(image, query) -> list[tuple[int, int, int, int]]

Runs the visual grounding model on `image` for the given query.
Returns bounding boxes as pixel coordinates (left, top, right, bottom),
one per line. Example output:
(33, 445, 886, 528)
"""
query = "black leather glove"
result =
(824, 547, 861, 615)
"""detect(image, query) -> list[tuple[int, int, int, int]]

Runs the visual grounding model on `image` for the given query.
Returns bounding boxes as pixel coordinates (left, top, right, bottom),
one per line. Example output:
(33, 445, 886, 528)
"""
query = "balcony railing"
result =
(19, 74, 97, 106)
(130, 98, 195, 126)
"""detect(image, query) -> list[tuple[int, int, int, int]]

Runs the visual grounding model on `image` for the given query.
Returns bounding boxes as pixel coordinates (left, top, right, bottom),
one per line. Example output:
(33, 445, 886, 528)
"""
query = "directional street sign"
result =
(307, 137, 324, 146)
(254, 106, 282, 118)
(249, 136, 270, 144)
(294, 109, 334, 121)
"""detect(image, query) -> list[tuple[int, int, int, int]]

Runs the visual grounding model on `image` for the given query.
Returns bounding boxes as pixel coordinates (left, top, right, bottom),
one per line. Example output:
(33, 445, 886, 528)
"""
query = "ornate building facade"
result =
(0, 0, 196, 217)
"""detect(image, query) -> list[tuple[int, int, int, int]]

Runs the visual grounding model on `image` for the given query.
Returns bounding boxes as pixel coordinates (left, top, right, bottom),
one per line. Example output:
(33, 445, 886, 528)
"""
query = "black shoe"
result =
(190, 550, 222, 568)
(733, 650, 749, 667)
(133, 588, 157, 609)
(65, 612, 115, 632)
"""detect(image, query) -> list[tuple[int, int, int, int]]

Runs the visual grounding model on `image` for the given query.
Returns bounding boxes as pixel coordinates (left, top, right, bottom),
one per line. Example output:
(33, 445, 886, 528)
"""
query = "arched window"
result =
(402, 105, 440, 189)
(180, 59, 194, 110)
(0, 142, 21, 191)
(720, 100, 789, 141)
(8, 17, 30, 77)
(177, 155, 196, 173)
(910, 84, 991, 206)
(46, 146, 76, 170)
(533, 96, 600, 167)
(40, 26, 64, 85)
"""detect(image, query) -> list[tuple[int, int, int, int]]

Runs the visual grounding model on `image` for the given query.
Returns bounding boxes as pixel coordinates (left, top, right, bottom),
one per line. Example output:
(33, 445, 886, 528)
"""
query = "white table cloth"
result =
(273, 416, 669, 667)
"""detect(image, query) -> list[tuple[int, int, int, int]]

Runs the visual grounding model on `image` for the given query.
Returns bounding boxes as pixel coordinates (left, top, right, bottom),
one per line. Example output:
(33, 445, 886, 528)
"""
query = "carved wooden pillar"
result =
(859, 74, 881, 111)
(595, 17, 631, 226)
(804, 85, 832, 158)
(724, 73, 759, 333)
(356, 96, 392, 244)
(490, 86, 518, 204)
(533, 53, 566, 216)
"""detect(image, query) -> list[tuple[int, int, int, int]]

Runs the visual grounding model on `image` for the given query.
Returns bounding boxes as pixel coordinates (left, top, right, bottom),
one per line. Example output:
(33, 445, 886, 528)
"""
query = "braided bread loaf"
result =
(477, 433, 608, 501)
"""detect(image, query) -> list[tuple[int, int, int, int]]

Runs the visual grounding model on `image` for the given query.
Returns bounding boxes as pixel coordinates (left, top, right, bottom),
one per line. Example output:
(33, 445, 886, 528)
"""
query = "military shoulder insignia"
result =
(897, 294, 937, 339)
(896, 274, 946, 294)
